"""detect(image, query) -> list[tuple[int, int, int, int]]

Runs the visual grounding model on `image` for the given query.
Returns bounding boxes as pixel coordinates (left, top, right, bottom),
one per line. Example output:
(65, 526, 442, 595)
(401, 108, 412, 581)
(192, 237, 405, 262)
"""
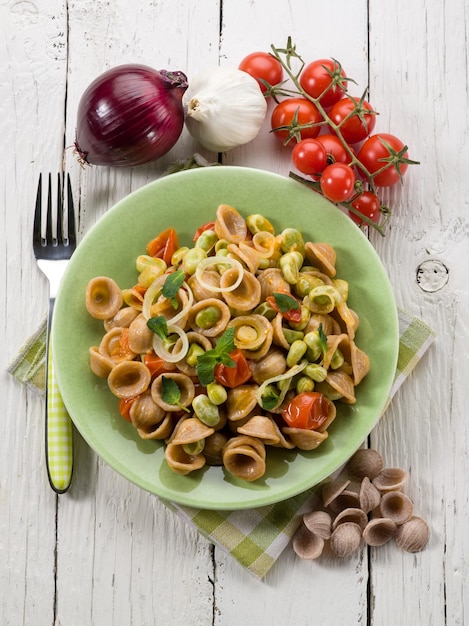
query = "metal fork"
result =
(33, 173, 77, 494)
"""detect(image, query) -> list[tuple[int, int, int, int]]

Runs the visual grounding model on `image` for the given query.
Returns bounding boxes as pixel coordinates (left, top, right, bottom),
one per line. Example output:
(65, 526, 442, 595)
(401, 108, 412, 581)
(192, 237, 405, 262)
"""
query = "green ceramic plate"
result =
(53, 166, 398, 510)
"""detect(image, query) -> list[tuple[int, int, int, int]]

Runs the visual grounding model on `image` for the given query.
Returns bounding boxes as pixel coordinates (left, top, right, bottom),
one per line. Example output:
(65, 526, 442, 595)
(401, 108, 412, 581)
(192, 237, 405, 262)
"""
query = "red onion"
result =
(74, 64, 188, 167)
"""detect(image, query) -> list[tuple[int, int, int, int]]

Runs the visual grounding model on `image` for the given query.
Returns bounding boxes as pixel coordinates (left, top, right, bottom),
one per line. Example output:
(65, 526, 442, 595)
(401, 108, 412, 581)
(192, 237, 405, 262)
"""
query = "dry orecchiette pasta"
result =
(85, 203, 370, 482)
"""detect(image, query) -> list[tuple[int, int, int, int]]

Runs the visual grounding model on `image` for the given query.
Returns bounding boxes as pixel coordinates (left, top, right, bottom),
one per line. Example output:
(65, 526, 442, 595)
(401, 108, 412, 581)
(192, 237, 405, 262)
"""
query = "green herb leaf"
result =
(147, 315, 168, 340)
(161, 375, 181, 405)
(273, 291, 300, 312)
(196, 327, 236, 386)
(261, 386, 280, 411)
(318, 323, 328, 359)
(162, 269, 185, 309)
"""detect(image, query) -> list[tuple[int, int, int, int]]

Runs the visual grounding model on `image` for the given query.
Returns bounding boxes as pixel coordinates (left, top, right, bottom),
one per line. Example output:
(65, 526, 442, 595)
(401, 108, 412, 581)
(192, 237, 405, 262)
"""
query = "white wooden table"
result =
(1, 1, 467, 624)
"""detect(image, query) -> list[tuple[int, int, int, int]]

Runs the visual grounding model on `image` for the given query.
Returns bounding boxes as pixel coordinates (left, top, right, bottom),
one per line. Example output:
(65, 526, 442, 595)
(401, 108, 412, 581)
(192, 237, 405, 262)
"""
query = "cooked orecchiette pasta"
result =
(85, 204, 370, 482)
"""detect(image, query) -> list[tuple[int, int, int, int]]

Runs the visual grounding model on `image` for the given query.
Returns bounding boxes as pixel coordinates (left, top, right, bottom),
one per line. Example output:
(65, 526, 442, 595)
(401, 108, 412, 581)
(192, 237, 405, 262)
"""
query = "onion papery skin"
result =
(75, 64, 188, 167)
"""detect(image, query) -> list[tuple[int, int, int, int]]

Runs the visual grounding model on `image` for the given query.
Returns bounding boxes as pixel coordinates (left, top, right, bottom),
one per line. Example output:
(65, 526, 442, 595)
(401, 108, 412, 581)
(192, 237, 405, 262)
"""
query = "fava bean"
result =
(182, 440, 205, 456)
(195, 306, 222, 329)
(246, 214, 275, 234)
(192, 394, 220, 427)
(296, 375, 315, 393)
(286, 339, 308, 367)
(183, 248, 207, 275)
(279, 228, 305, 255)
(186, 343, 205, 367)
(206, 382, 228, 405)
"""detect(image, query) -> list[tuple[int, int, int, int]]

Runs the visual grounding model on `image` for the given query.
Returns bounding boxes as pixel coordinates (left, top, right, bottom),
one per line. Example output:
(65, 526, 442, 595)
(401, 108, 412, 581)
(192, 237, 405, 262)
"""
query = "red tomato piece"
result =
(146, 227, 179, 266)
(266, 293, 302, 323)
(329, 97, 376, 144)
(282, 392, 330, 430)
(299, 59, 347, 108)
(193, 221, 216, 241)
(118, 397, 135, 423)
(271, 98, 322, 145)
(320, 163, 356, 203)
(142, 353, 174, 379)
(239, 51, 283, 93)
(214, 349, 252, 388)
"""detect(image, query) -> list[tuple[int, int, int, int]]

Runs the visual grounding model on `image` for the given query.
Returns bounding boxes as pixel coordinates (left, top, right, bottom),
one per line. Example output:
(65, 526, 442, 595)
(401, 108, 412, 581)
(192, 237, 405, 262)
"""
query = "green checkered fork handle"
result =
(32, 173, 76, 493)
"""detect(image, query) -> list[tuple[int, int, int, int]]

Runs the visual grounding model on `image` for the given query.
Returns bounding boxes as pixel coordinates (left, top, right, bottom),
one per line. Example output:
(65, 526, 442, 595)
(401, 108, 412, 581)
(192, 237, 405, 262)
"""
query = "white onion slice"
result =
(167, 282, 194, 326)
(194, 255, 244, 293)
(142, 275, 166, 320)
(255, 360, 309, 410)
(152, 324, 189, 363)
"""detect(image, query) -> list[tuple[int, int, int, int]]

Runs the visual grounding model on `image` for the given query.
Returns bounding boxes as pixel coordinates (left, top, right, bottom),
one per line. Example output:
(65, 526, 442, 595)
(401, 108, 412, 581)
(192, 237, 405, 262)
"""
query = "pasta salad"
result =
(85, 204, 370, 482)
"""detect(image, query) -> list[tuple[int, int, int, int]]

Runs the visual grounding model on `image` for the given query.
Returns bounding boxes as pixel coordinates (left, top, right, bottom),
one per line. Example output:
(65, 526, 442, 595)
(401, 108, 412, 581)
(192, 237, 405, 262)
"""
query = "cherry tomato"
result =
(271, 98, 322, 144)
(329, 97, 376, 144)
(349, 191, 381, 225)
(320, 163, 356, 203)
(282, 392, 330, 430)
(299, 59, 347, 108)
(147, 227, 179, 266)
(316, 134, 351, 165)
(239, 51, 283, 93)
(214, 349, 252, 388)
(291, 139, 328, 176)
(356, 133, 409, 187)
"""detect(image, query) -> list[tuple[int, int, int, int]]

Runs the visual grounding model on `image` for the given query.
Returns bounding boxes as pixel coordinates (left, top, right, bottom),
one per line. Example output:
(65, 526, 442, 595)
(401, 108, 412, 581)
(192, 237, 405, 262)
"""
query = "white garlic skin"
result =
(183, 66, 267, 152)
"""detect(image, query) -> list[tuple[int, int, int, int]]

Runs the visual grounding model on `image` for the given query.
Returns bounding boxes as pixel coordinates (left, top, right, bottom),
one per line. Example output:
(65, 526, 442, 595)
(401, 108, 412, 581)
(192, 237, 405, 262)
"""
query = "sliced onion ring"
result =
(152, 324, 189, 363)
(255, 360, 309, 410)
(194, 255, 244, 293)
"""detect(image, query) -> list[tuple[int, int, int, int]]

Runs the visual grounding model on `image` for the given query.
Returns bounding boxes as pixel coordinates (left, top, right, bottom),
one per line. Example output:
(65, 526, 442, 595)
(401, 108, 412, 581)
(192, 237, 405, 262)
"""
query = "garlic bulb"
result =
(183, 66, 267, 152)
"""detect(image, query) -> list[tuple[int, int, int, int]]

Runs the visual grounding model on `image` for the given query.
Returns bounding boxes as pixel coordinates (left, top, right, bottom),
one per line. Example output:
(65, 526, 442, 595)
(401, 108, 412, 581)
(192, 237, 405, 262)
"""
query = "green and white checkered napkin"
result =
(8, 308, 435, 578)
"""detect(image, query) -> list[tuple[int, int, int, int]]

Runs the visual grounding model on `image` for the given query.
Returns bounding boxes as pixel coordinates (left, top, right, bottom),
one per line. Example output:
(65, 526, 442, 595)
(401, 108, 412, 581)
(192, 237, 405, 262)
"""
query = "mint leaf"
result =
(147, 315, 168, 340)
(161, 376, 181, 405)
(162, 269, 185, 309)
(273, 291, 300, 312)
(196, 327, 236, 386)
(261, 386, 280, 411)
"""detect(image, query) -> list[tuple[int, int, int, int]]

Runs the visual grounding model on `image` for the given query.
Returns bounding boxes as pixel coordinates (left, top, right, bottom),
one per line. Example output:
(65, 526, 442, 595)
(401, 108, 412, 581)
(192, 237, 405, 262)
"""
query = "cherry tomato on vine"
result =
(349, 191, 381, 225)
(239, 51, 283, 94)
(329, 97, 376, 144)
(299, 59, 347, 108)
(271, 97, 322, 144)
(320, 163, 356, 203)
(291, 139, 328, 176)
(356, 133, 409, 187)
(316, 134, 351, 165)
(282, 391, 330, 430)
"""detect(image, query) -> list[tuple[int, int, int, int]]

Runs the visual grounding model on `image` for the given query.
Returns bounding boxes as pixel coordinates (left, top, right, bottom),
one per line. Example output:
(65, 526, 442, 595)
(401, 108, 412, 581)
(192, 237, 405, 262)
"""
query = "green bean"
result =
(182, 440, 205, 456)
(186, 343, 205, 367)
(303, 331, 323, 361)
(304, 363, 327, 382)
(246, 214, 275, 235)
(206, 382, 228, 405)
(136, 254, 166, 274)
(171, 246, 190, 266)
(279, 228, 305, 255)
(253, 301, 277, 320)
(279, 251, 303, 284)
(195, 306, 222, 329)
(183, 247, 207, 275)
(296, 375, 315, 393)
(293, 274, 325, 298)
(195, 229, 218, 253)
(330, 348, 344, 369)
(282, 328, 304, 344)
(192, 394, 220, 427)
(286, 339, 307, 367)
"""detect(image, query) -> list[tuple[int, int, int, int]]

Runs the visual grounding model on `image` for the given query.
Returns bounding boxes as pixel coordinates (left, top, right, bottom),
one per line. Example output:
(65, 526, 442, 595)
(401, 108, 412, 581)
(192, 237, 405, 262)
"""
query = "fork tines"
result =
(34, 172, 76, 250)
